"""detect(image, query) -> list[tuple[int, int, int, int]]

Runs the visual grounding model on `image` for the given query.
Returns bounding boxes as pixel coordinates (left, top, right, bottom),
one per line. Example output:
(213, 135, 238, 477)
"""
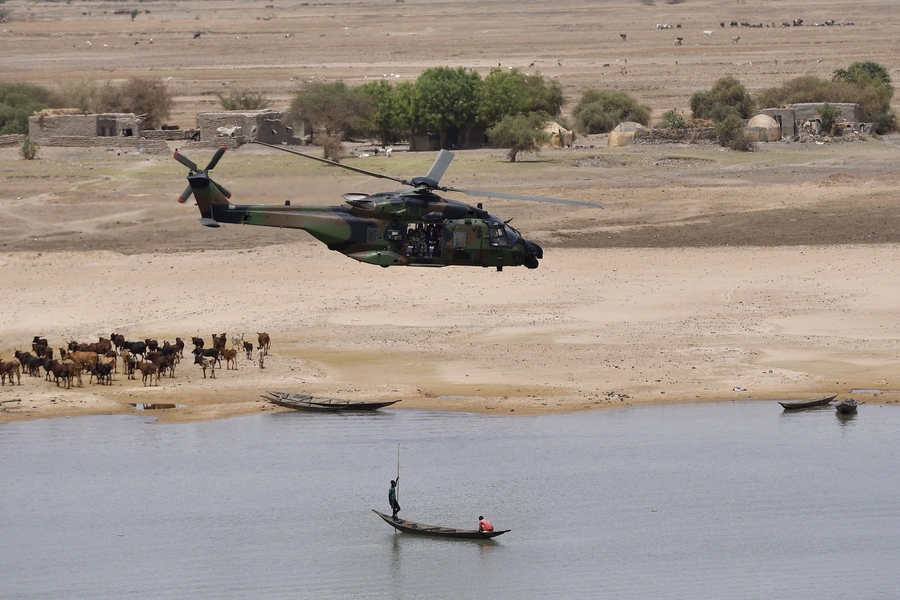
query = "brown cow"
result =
(65, 351, 99, 371)
(137, 362, 158, 386)
(257, 332, 270, 355)
(0, 360, 21, 385)
(222, 348, 238, 370)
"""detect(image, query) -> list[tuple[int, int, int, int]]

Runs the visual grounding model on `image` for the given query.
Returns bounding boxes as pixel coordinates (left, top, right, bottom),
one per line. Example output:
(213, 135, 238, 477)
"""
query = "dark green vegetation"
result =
(291, 67, 563, 151)
(690, 75, 757, 150)
(571, 90, 651, 134)
(0, 83, 56, 135)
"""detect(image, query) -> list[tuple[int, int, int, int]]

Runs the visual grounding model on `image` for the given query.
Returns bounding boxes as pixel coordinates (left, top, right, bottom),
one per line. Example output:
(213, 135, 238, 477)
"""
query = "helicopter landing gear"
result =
(524, 255, 539, 269)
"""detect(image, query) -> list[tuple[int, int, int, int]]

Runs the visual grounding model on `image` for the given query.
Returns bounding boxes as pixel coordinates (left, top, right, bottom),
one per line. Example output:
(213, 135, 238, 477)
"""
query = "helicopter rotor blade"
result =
(173, 151, 199, 172)
(205, 146, 227, 171)
(211, 179, 232, 200)
(250, 141, 412, 187)
(444, 187, 603, 208)
(177, 184, 193, 204)
(424, 149, 454, 185)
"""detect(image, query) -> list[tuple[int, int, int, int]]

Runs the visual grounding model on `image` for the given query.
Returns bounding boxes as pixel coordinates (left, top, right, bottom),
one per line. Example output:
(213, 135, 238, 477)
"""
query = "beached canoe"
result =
(264, 391, 399, 411)
(778, 394, 837, 410)
(372, 510, 510, 539)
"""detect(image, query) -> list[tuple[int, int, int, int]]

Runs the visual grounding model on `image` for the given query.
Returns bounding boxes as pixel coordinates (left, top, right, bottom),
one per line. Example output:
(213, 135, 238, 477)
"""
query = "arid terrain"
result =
(1, 0, 899, 422)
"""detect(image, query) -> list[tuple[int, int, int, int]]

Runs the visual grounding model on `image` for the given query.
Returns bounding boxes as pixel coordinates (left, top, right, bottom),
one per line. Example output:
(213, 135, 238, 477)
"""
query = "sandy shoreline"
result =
(3, 242, 898, 423)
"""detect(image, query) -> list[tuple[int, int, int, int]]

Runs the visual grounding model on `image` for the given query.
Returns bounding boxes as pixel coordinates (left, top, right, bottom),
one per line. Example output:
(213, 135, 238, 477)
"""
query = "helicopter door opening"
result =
(405, 222, 443, 263)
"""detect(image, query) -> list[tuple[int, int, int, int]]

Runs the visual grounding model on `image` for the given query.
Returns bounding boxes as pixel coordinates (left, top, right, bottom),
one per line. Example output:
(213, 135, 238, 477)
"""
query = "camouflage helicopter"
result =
(174, 141, 601, 271)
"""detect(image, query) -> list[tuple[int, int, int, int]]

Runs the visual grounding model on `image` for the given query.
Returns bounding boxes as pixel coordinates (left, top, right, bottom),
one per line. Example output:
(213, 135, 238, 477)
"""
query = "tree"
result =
(216, 89, 272, 111)
(833, 61, 891, 87)
(477, 68, 530, 127)
(487, 113, 550, 162)
(414, 66, 482, 149)
(715, 114, 754, 152)
(661, 108, 686, 129)
(130, 9, 139, 21)
(314, 133, 345, 162)
(0, 82, 56, 135)
(690, 75, 755, 122)
(289, 80, 373, 139)
(524, 73, 564, 116)
(118, 78, 173, 129)
(356, 79, 403, 145)
(571, 89, 651, 134)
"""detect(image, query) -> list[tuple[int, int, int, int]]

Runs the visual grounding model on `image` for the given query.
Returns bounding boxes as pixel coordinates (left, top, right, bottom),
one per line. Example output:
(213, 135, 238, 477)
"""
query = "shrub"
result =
(117, 78, 173, 129)
(0, 82, 56, 135)
(487, 112, 551, 162)
(816, 103, 841, 134)
(715, 114, 754, 151)
(661, 108, 686, 129)
(216, 89, 272, 111)
(19, 136, 38, 160)
(690, 75, 755, 122)
(571, 89, 651, 134)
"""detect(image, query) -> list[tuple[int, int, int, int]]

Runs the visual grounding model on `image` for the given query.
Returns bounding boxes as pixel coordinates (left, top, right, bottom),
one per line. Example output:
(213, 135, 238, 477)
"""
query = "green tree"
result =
(118, 77, 173, 129)
(289, 80, 373, 138)
(356, 79, 403, 145)
(0, 82, 56, 135)
(414, 66, 482, 149)
(130, 8, 139, 21)
(524, 73, 564, 116)
(571, 89, 651, 134)
(690, 75, 755, 122)
(833, 61, 891, 86)
(216, 89, 272, 111)
(487, 112, 551, 162)
(478, 68, 530, 127)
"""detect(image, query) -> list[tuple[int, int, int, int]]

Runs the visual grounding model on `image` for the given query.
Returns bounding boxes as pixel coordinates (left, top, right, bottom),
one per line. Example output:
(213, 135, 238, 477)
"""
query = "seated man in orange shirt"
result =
(478, 516, 494, 533)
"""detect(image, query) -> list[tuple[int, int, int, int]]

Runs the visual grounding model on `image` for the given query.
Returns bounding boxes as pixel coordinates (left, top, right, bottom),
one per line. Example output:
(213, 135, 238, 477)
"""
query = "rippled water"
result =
(2, 402, 898, 600)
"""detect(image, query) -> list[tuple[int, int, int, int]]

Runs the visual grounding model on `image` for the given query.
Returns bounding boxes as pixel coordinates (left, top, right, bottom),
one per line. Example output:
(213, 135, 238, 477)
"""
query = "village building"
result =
(759, 102, 861, 137)
(194, 110, 302, 145)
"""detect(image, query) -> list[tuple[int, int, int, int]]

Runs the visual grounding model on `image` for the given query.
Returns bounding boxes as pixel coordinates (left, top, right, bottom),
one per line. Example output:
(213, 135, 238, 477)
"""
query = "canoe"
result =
(778, 394, 837, 410)
(372, 510, 510, 539)
(835, 398, 858, 414)
(264, 391, 399, 411)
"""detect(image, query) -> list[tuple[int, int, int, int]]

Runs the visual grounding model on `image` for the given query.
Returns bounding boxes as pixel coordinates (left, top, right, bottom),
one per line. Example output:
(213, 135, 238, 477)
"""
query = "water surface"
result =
(2, 402, 897, 599)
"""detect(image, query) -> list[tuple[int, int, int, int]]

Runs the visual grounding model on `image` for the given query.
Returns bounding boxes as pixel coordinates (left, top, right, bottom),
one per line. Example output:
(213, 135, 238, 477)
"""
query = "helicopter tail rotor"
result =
(174, 147, 231, 204)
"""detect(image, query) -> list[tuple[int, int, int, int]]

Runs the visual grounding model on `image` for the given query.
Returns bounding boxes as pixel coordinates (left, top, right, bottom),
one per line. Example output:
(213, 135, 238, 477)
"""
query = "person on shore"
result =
(389, 479, 400, 520)
(478, 516, 493, 533)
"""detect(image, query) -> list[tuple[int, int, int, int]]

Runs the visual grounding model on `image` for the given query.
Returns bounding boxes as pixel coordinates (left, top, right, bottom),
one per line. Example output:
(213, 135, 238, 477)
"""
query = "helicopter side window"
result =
(366, 223, 378, 244)
(488, 223, 510, 247)
(453, 230, 468, 248)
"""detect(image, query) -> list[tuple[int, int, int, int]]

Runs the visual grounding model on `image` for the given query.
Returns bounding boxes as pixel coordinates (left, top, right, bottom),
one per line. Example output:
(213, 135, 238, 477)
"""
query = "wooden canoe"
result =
(372, 510, 510, 539)
(778, 394, 837, 410)
(264, 391, 400, 411)
(835, 398, 858, 414)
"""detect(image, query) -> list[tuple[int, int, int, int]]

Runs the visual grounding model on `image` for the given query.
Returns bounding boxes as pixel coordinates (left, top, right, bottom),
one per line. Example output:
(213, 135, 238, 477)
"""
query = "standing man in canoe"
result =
(389, 478, 401, 520)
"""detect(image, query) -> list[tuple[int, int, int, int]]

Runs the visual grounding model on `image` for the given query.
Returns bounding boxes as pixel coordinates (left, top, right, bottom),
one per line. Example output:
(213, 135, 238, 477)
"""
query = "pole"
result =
(396, 443, 400, 502)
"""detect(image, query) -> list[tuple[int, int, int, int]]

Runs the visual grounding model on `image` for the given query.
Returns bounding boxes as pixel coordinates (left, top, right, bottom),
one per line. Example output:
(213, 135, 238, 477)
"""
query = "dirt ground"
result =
(1, 0, 899, 422)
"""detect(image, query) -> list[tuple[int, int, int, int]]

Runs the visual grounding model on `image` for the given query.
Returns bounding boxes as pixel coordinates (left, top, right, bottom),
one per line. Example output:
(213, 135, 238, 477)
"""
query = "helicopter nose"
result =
(526, 240, 543, 260)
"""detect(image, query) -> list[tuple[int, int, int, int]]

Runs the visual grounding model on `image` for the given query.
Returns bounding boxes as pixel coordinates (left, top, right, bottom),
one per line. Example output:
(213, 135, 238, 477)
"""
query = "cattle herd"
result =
(0, 332, 272, 388)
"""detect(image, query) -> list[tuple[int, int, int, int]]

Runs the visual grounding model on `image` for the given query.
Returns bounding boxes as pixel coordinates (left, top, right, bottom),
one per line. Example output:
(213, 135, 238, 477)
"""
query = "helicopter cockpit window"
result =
(488, 222, 510, 247)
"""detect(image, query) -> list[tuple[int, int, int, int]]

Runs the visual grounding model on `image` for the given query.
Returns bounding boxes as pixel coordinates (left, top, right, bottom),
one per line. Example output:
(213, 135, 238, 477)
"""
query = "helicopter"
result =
(174, 141, 601, 271)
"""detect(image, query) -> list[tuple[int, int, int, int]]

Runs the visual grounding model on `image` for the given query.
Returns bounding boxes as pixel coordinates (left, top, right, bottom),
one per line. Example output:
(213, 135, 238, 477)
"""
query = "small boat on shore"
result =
(264, 391, 400, 412)
(835, 398, 858, 414)
(372, 510, 510, 539)
(778, 394, 837, 410)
